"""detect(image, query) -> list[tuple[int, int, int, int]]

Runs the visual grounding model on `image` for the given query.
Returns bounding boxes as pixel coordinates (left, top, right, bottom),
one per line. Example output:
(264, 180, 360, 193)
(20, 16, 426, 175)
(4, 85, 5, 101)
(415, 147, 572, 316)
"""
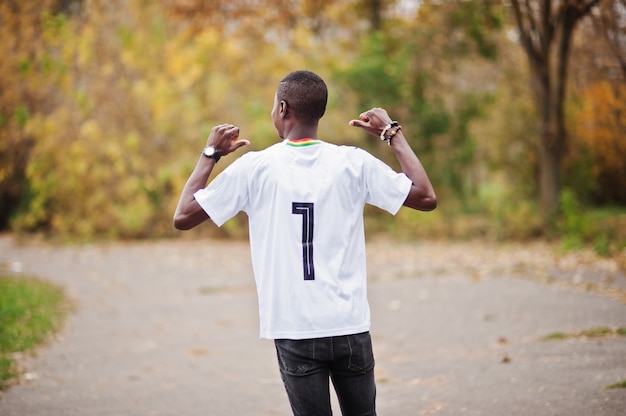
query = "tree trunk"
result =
(365, 0, 383, 31)
(538, 121, 561, 223)
(510, 0, 599, 227)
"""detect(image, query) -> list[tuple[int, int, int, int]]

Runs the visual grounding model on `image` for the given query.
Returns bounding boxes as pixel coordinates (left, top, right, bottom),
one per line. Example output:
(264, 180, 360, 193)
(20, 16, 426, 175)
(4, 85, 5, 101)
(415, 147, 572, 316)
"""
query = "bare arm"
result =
(349, 108, 437, 211)
(173, 124, 250, 230)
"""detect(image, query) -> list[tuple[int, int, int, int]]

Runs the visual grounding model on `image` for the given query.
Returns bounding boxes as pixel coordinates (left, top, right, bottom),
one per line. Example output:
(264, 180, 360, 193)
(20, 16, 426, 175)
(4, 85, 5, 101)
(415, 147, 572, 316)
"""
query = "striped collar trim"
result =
(285, 138, 322, 147)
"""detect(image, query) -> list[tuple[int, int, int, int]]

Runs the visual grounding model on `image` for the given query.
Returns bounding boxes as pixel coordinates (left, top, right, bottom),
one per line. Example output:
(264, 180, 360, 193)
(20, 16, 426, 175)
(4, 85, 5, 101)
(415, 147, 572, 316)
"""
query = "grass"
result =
(606, 380, 626, 390)
(0, 274, 71, 390)
(544, 327, 626, 391)
(542, 327, 626, 341)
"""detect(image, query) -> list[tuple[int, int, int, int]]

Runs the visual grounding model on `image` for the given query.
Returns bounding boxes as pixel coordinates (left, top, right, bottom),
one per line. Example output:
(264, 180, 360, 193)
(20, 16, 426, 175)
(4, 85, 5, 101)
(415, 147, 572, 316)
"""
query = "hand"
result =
(349, 108, 393, 137)
(206, 124, 250, 156)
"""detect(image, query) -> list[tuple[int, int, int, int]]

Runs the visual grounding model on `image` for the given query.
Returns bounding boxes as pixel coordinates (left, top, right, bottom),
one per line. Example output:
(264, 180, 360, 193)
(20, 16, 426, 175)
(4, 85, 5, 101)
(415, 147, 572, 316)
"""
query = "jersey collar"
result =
(285, 138, 322, 147)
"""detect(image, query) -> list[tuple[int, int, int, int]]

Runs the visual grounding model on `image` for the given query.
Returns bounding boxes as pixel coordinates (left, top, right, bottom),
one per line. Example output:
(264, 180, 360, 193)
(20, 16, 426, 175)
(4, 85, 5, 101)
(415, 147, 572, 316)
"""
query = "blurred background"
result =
(1, 0, 624, 258)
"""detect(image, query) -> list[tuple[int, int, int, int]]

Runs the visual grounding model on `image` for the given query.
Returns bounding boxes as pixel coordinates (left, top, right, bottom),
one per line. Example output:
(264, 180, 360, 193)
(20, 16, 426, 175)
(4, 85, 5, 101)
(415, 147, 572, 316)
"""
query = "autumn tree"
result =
(0, 1, 57, 229)
(6, 0, 379, 239)
(508, 0, 601, 224)
(566, 0, 626, 203)
(0, 0, 85, 231)
(4, 0, 622, 240)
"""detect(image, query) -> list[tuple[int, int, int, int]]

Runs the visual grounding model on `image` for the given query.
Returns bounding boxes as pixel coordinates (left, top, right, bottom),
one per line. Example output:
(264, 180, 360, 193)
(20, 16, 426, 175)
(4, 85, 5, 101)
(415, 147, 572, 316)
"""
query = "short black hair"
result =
(277, 70, 328, 125)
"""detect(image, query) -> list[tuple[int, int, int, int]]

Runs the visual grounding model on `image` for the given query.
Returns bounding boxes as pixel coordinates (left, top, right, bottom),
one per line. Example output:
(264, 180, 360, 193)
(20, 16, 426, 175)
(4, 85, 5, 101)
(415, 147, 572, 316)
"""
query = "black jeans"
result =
(274, 332, 377, 416)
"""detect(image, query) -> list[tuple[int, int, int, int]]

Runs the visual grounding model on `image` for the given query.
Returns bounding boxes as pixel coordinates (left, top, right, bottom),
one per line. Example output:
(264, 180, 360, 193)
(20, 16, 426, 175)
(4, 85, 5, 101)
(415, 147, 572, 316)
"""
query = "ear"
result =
(279, 100, 288, 119)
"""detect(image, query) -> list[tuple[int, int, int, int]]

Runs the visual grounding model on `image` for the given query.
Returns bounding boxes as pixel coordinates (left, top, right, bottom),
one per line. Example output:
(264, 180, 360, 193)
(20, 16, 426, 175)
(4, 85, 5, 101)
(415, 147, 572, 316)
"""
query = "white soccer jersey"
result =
(194, 139, 412, 339)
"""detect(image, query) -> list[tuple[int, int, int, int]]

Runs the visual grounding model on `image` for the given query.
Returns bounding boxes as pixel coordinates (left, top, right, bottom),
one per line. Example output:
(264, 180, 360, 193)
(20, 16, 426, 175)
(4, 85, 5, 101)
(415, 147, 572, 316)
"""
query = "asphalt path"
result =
(0, 235, 624, 415)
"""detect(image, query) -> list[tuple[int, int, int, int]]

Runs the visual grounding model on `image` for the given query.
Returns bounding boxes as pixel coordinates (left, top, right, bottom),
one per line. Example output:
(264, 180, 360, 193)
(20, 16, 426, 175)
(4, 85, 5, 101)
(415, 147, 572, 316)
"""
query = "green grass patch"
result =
(0, 274, 71, 390)
(557, 199, 626, 257)
(606, 380, 626, 390)
(542, 327, 626, 341)
(542, 332, 567, 340)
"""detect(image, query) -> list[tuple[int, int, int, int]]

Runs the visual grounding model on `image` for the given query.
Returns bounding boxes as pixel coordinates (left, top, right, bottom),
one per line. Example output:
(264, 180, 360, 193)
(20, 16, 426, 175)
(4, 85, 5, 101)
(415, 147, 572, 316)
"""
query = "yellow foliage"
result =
(6, 0, 620, 241)
(572, 81, 626, 186)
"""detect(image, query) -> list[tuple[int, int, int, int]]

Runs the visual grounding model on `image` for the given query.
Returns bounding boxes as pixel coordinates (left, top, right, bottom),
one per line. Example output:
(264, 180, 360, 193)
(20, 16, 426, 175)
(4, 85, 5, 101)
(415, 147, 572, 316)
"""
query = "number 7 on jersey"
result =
(292, 202, 315, 280)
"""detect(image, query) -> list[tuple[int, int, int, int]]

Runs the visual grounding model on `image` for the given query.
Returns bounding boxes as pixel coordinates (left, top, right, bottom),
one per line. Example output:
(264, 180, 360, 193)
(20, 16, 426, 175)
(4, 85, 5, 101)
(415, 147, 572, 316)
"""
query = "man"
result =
(173, 70, 436, 416)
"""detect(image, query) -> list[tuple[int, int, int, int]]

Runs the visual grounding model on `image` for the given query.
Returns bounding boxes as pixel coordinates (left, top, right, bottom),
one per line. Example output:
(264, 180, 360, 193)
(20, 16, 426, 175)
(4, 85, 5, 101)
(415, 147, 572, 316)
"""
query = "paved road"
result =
(0, 236, 625, 415)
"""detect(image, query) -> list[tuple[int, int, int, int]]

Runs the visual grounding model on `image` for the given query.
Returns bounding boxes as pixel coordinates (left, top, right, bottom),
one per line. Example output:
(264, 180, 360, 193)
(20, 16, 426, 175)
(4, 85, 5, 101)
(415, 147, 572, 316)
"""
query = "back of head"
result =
(277, 70, 328, 125)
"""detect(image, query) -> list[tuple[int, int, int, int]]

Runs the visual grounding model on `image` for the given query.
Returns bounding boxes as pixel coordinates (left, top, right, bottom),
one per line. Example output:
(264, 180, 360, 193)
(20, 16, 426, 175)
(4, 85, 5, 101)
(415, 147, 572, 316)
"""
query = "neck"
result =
(282, 124, 318, 142)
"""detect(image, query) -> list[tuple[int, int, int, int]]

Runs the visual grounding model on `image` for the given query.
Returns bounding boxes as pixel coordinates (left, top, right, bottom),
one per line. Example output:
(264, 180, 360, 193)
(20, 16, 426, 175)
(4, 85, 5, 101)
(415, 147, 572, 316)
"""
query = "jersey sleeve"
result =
(193, 157, 250, 227)
(362, 151, 412, 215)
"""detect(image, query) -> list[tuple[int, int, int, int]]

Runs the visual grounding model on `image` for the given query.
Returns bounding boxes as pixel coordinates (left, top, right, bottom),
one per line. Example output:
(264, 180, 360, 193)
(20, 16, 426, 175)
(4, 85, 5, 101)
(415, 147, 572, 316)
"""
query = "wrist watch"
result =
(201, 145, 221, 162)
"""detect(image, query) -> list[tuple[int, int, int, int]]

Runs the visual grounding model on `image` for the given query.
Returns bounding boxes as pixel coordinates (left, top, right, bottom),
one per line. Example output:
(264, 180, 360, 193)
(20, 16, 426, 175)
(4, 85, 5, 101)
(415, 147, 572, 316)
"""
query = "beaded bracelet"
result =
(380, 121, 401, 145)
(386, 125, 402, 145)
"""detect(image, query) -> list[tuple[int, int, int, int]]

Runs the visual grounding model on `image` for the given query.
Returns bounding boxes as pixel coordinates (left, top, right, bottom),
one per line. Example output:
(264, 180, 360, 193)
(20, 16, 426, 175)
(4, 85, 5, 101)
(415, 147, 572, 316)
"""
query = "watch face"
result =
(202, 146, 220, 161)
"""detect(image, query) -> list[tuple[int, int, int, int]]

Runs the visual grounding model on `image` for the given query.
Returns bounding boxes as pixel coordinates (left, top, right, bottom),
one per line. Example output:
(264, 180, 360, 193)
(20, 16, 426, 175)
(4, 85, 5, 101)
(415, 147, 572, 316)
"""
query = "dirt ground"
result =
(0, 234, 625, 415)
